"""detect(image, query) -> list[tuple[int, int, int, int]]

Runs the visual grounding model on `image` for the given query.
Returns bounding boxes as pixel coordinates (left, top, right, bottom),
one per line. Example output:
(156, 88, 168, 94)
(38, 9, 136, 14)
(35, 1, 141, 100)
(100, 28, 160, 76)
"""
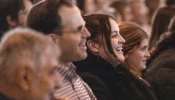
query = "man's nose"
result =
(82, 27, 91, 38)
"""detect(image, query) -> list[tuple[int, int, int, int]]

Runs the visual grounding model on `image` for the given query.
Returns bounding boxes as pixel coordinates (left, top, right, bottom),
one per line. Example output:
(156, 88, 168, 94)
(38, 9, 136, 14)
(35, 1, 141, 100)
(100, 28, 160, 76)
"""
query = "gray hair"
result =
(0, 27, 60, 81)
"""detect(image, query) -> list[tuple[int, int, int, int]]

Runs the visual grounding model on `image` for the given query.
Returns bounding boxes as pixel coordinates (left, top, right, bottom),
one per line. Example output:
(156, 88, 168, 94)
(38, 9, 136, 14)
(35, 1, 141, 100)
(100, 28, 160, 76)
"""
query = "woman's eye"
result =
(111, 34, 118, 38)
(141, 47, 147, 51)
(111, 31, 119, 38)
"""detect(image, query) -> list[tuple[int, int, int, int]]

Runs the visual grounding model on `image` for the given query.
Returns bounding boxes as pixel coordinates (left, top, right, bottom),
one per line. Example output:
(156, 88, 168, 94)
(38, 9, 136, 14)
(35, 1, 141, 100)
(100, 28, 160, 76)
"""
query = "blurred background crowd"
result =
(1, 0, 175, 52)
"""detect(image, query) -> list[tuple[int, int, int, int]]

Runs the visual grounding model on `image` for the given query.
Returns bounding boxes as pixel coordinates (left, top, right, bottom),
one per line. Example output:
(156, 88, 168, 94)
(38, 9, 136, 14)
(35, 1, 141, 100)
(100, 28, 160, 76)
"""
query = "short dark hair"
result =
(76, 0, 85, 12)
(0, 0, 22, 34)
(26, 0, 73, 35)
(166, 0, 175, 5)
(83, 14, 117, 58)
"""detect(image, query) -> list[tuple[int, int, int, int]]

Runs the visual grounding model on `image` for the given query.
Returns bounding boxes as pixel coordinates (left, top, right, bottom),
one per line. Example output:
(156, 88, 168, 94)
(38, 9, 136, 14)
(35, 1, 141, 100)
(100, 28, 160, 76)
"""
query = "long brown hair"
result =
(149, 7, 175, 51)
(119, 22, 148, 77)
(84, 14, 117, 59)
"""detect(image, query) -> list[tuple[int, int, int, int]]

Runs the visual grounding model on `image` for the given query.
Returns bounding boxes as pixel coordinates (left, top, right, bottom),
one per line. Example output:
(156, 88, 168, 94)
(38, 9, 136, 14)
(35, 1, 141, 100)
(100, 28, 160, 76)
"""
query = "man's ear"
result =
(16, 66, 33, 91)
(48, 34, 59, 44)
(87, 40, 100, 53)
(6, 15, 18, 29)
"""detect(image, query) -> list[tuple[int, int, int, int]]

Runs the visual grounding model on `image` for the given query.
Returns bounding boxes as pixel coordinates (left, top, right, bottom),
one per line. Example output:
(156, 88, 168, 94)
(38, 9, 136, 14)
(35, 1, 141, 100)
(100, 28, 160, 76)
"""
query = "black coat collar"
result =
(0, 92, 13, 100)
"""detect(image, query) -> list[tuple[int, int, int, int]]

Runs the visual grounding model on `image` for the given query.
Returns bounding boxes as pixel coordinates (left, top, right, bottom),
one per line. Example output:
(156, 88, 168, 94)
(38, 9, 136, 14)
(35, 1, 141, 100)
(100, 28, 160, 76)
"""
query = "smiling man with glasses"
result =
(26, 0, 96, 100)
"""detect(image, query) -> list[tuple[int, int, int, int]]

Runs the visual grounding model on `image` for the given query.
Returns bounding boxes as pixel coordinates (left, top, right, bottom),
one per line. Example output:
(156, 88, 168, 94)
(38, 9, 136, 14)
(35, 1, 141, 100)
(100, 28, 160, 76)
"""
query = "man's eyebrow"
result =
(76, 25, 84, 31)
(74, 21, 86, 32)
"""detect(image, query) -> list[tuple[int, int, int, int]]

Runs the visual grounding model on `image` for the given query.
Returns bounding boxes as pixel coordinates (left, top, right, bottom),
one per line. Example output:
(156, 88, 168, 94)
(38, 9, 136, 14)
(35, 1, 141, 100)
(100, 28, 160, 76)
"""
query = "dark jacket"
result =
(144, 48, 175, 100)
(0, 92, 12, 100)
(75, 53, 157, 100)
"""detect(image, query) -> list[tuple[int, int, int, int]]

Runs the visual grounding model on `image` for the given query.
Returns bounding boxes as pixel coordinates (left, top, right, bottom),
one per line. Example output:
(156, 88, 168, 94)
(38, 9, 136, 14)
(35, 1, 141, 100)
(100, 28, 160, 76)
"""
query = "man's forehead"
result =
(59, 5, 81, 18)
(58, 5, 85, 28)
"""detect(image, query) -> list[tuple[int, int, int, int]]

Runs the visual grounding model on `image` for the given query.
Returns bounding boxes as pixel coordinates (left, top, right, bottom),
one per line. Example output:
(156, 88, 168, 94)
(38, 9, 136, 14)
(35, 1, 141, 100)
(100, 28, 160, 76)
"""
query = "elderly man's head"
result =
(0, 28, 61, 100)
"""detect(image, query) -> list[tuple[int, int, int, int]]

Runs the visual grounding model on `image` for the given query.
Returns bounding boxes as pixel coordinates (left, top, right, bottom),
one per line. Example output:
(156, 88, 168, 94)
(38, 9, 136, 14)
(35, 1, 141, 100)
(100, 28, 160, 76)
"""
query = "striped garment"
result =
(54, 63, 97, 100)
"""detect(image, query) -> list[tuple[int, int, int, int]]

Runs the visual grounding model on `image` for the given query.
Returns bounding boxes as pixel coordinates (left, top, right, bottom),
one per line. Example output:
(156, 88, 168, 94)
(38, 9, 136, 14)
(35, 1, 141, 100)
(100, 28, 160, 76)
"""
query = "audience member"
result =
(110, 0, 133, 23)
(149, 0, 175, 52)
(0, 0, 33, 37)
(118, 22, 157, 100)
(95, 0, 112, 14)
(130, 0, 150, 35)
(26, 0, 96, 100)
(145, 0, 160, 25)
(74, 13, 125, 100)
(74, 14, 157, 100)
(0, 28, 62, 100)
(130, 0, 149, 26)
(119, 22, 150, 81)
(144, 15, 175, 100)
(18, 0, 33, 26)
(76, 0, 96, 14)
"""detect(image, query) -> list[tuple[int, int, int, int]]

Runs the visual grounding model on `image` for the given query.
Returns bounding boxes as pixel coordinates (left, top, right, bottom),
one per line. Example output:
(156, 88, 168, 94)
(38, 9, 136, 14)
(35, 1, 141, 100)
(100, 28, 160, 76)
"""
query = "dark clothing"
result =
(75, 53, 157, 100)
(0, 93, 12, 100)
(144, 48, 175, 100)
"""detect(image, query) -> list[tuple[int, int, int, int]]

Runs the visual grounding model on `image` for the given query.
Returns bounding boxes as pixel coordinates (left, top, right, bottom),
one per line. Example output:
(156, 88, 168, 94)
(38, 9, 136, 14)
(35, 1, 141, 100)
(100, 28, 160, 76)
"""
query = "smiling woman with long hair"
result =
(145, 15, 175, 100)
(74, 14, 158, 100)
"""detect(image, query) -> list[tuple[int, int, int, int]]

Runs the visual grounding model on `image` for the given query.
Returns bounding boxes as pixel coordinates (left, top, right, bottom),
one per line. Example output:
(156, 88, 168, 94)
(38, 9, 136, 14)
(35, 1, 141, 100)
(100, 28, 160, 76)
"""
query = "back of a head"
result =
(0, 28, 59, 81)
(145, 0, 160, 11)
(168, 15, 175, 32)
(149, 26, 175, 66)
(166, 0, 175, 6)
(110, 0, 128, 20)
(148, 16, 175, 65)
(76, 0, 85, 13)
(0, 0, 21, 34)
(145, 0, 160, 24)
(119, 22, 148, 56)
(149, 7, 175, 50)
(26, 0, 73, 34)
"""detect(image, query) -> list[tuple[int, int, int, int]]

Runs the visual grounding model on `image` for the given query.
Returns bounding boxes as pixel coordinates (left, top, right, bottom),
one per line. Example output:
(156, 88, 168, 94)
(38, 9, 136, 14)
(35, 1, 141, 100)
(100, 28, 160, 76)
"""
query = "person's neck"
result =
(60, 60, 72, 67)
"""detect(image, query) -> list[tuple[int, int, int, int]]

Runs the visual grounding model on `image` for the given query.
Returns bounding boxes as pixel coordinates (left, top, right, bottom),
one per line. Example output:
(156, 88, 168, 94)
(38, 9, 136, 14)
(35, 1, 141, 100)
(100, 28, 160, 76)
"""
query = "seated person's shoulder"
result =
(78, 72, 114, 100)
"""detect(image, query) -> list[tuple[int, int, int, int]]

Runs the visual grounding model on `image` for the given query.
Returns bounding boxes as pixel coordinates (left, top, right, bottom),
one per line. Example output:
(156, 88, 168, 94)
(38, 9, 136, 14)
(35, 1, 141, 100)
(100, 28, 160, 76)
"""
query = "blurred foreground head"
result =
(0, 28, 61, 100)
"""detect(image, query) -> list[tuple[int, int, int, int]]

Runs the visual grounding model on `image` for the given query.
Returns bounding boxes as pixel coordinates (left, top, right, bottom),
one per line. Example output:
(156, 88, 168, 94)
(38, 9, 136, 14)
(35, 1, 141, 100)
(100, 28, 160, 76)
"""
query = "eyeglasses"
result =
(61, 26, 88, 34)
